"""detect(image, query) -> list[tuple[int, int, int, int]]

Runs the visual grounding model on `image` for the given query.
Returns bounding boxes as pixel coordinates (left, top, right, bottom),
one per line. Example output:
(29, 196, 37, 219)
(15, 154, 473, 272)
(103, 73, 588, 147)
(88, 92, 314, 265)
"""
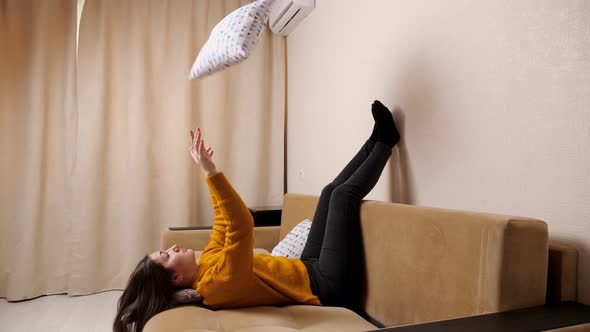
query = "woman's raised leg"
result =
(315, 101, 399, 309)
(300, 139, 375, 260)
(301, 101, 399, 261)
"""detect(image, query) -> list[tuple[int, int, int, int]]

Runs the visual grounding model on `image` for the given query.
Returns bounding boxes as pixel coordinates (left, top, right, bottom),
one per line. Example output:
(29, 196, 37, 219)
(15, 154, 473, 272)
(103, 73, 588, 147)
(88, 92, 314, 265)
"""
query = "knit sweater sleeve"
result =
(204, 172, 253, 276)
(201, 186, 227, 255)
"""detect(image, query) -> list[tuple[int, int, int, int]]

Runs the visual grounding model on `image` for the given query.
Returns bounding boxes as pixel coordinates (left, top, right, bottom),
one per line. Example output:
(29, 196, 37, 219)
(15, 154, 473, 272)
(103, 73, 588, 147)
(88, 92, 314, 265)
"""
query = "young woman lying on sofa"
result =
(113, 101, 401, 332)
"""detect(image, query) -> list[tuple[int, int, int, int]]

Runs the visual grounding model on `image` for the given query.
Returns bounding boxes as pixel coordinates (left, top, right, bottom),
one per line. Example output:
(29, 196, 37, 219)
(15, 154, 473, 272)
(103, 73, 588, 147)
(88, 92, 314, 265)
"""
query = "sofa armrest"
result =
(547, 241, 578, 303)
(162, 226, 281, 252)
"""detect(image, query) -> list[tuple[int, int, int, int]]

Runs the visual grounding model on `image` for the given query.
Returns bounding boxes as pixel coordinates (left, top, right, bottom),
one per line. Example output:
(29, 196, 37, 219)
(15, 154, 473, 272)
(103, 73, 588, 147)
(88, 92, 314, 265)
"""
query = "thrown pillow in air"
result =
(271, 219, 312, 258)
(188, 0, 273, 80)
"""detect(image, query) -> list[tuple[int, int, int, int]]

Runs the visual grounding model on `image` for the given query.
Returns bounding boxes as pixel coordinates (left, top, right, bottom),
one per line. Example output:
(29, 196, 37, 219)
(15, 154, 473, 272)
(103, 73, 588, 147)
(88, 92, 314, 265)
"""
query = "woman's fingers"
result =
(199, 139, 204, 155)
(196, 132, 203, 157)
(190, 127, 215, 162)
(192, 138, 197, 154)
(199, 140, 207, 155)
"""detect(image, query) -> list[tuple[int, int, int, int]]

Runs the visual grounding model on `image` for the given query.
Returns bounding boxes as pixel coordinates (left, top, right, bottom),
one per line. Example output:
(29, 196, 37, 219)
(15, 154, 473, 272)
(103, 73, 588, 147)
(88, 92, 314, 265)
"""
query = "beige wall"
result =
(286, 0, 590, 304)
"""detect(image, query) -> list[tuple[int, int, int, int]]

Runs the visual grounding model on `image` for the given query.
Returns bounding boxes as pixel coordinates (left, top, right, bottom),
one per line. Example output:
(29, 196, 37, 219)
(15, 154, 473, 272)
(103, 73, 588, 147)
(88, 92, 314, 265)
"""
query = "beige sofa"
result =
(145, 193, 580, 331)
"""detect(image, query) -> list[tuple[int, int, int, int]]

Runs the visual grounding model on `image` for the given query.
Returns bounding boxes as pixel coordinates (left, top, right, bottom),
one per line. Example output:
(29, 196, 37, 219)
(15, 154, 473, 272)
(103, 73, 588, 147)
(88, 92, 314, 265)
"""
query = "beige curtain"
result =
(0, 0, 78, 300)
(0, 0, 285, 300)
(70, 0, 285, 295)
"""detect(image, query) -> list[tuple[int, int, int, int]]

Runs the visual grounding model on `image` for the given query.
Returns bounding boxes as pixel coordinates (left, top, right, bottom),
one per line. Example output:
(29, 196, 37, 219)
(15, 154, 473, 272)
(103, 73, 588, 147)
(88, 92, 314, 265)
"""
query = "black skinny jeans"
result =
(301, 140, 392, 311)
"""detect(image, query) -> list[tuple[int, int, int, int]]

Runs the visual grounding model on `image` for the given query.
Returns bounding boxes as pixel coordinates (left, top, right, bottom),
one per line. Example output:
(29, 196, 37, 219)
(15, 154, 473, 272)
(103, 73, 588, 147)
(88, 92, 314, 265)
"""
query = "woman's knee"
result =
(321, 183, 336, 197)
(332, 184, 361, 200)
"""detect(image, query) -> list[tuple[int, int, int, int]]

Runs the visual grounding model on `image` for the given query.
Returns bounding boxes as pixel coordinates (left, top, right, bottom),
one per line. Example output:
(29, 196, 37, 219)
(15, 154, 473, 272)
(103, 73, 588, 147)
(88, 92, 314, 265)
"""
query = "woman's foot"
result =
(369, 104, 380, 142)
(372, 100, 400, 148)
(369, 122, 379, 142)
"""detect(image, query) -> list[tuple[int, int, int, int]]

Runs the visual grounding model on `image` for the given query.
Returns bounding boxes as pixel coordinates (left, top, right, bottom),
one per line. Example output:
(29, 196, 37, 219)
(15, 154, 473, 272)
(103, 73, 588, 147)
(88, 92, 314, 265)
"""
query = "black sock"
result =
(369, 108, 379, 142)
(372, 100, 400, 148)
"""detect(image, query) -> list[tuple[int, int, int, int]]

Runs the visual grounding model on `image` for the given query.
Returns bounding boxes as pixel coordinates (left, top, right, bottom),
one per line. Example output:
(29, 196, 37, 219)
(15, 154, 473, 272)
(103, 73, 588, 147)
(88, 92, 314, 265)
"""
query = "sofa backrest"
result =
(281, 193, 549, 327)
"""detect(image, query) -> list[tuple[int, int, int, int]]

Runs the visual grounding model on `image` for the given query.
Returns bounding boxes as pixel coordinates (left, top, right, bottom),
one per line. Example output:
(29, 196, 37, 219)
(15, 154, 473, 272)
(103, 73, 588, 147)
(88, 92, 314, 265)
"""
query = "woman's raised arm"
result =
(190, 128, 225, 253)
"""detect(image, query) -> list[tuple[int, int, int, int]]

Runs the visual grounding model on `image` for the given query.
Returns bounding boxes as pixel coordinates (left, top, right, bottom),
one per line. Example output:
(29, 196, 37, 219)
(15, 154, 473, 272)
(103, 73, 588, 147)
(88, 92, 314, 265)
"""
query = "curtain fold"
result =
(1, 0, 285, 299)
(0, 0, 78, 300)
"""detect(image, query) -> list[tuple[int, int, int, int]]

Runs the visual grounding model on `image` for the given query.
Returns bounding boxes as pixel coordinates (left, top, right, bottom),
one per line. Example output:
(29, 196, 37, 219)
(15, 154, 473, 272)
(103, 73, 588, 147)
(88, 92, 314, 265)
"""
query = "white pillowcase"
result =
(188, 0, 274, 80)
(271, 219, 312, 258)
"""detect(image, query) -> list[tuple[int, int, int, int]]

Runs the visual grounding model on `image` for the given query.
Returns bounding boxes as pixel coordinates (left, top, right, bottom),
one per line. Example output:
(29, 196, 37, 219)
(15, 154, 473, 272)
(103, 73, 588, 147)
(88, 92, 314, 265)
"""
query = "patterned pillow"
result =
(271, 219, 312, 258)
(188, 0, 274, 80)
(174, 288, 203, 304)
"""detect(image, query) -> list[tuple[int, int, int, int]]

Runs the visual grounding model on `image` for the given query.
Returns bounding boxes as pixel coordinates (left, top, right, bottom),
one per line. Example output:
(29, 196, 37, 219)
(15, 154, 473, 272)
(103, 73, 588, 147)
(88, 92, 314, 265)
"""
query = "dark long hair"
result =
(113, 256, 177, 332)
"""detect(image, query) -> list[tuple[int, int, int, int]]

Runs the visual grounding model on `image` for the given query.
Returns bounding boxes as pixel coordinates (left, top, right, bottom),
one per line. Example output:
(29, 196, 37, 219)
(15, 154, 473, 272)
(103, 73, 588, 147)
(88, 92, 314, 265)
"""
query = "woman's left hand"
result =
(190, 128, 218, 177)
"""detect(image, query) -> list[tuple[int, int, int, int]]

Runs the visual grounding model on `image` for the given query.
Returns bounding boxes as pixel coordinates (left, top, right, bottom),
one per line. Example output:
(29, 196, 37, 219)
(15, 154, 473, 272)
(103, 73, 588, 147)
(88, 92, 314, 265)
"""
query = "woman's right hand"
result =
(190, 128, 218, 177)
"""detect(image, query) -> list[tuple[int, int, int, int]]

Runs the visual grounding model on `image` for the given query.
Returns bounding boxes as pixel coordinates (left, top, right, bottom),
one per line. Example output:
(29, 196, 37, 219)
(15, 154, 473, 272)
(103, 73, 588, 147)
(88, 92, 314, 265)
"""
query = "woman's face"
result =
(149, 244, 197, 287)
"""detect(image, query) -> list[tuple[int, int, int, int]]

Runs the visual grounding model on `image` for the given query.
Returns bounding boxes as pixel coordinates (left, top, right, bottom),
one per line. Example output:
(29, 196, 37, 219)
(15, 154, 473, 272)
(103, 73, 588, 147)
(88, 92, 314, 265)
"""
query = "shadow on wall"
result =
(389, 108, 416, 205)
(386, 48, 447, 206)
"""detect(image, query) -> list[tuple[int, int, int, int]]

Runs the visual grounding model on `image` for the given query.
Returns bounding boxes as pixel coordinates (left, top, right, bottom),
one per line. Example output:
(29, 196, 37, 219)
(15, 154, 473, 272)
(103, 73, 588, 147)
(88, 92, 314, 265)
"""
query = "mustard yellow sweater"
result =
(193, 172, 320, 309)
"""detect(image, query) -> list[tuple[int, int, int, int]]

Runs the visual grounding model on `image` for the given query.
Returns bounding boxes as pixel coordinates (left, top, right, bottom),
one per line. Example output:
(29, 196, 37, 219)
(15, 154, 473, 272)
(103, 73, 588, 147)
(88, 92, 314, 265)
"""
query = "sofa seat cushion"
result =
(145, 305, 377, 332)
